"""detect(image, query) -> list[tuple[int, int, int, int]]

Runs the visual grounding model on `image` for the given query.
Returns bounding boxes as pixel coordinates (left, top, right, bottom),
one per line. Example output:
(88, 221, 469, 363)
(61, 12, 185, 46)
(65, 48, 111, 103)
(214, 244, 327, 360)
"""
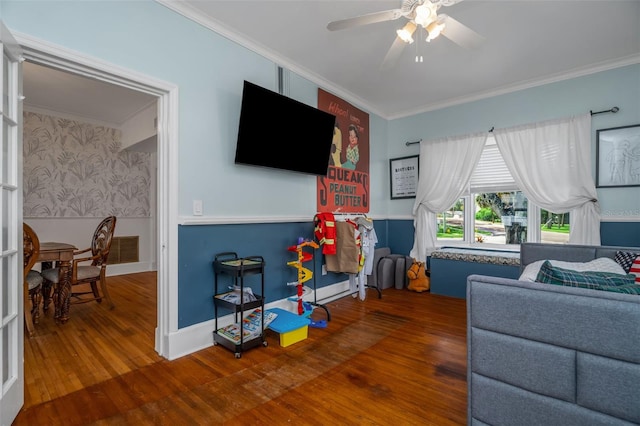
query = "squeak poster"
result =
(317, 89, 370, 213)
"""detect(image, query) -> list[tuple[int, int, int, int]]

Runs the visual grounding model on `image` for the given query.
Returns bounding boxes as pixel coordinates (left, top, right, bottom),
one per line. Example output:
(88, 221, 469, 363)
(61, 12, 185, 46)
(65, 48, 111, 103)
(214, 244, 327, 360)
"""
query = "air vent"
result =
(108, 236, 139, 264)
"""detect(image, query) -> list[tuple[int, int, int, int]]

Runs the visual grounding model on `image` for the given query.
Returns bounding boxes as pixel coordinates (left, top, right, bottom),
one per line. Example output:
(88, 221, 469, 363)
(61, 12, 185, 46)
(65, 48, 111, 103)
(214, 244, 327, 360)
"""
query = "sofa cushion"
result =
(614, 250, 639, 273)
(536, 261, 637, 290)
(520, 257, 626, 282)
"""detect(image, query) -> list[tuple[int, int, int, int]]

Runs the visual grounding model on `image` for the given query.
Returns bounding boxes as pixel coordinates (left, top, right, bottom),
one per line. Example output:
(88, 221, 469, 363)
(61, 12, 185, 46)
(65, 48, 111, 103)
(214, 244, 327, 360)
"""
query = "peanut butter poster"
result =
(317, 89, 370, 213)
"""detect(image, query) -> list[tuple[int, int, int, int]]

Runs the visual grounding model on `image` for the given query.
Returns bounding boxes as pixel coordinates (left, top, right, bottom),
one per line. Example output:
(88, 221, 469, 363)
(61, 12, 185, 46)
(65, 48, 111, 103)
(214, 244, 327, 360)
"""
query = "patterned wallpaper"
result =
(23, 111, 151, 217)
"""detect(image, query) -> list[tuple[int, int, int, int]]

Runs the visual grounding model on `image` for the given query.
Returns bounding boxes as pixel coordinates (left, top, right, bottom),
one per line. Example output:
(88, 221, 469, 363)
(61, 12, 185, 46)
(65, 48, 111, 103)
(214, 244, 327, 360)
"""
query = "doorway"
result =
(19, 36, 178, 361)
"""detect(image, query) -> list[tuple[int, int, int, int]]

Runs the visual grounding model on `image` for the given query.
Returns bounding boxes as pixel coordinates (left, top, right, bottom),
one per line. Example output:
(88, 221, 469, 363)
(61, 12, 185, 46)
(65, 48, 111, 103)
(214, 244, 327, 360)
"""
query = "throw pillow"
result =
(630, 255, 640, 284)
(614, 250, 638, 273)
(520, 257, 627, 282)
(535, 260, 636, 289)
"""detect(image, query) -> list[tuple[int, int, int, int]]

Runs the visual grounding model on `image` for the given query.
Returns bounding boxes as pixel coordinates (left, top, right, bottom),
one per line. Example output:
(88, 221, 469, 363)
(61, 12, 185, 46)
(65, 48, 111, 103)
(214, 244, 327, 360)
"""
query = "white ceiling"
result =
(22, 62, 157, 126)
(159, 0, 640, 119)
(22, 0, 640, 123)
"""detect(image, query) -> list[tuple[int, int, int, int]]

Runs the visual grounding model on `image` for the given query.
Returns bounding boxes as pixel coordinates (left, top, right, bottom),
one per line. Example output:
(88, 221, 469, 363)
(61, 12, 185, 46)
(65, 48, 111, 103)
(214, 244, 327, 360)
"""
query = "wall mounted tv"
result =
(235, 80, 336, 176)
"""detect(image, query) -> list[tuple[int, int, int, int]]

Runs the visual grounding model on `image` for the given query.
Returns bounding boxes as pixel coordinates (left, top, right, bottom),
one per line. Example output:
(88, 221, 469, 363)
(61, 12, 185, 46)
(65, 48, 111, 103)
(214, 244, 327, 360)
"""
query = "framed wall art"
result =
(389, 155, 419, 199)
(596, 124, 640, 188)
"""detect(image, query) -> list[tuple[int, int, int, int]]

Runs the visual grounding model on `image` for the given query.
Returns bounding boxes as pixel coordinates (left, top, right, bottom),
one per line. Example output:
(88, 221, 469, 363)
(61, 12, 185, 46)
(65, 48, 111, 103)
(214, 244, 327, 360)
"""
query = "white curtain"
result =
(409, 132, 487, 261)
(493, 113, 601, 245)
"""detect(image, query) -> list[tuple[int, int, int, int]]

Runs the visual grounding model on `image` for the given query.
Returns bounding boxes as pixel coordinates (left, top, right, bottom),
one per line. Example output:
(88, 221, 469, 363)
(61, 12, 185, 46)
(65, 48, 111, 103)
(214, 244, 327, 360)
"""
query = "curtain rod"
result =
(590, 106, 619, 116)
(406, 106, 620, 145)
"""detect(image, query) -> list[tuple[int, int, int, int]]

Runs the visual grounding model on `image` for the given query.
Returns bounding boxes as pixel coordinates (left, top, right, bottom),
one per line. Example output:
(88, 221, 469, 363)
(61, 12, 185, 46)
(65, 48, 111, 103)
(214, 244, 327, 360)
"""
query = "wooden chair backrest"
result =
(91, 216, 117, 266)
(23, 223, 40, 277)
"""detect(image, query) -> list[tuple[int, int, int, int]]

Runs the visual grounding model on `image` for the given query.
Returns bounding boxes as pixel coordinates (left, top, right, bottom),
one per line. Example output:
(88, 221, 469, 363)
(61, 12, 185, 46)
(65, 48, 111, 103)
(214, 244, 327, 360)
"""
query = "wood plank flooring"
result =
(18, 273, 468, 425)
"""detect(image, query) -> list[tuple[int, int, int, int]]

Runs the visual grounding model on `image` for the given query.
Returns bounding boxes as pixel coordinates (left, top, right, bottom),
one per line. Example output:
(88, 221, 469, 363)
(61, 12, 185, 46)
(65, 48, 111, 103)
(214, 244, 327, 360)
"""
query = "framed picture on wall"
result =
(596, 124, 640, 188)
(389, 155, 419, 199)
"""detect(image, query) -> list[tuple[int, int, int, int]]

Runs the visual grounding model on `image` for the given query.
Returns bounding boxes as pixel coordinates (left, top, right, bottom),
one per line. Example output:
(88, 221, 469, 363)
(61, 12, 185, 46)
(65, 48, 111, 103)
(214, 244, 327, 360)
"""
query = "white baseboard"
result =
(164, 279, 352, 360)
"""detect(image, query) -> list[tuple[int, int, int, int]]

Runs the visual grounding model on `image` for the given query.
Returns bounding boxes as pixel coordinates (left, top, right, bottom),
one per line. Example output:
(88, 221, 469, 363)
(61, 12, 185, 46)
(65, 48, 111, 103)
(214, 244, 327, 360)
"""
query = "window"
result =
(437, 136, 570, 247)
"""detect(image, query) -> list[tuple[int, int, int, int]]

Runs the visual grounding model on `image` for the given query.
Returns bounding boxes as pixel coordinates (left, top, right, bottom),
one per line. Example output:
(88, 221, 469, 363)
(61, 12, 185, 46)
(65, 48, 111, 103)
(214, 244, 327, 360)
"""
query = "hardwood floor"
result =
(18, 273, 468, 425)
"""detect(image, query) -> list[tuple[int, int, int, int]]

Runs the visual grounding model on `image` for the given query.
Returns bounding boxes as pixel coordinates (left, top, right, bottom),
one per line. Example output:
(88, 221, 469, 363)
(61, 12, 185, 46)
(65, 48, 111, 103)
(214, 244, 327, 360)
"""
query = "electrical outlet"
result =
(322, 264, 327, 275)
(193, 199, 203, 216)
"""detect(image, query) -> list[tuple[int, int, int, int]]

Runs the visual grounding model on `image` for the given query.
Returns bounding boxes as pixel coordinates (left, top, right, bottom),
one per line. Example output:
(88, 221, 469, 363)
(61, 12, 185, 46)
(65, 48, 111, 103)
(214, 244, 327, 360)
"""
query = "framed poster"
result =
(389, 155, 419, 199)
(317, 89, 370, 213)
(596, 124, 640, 188)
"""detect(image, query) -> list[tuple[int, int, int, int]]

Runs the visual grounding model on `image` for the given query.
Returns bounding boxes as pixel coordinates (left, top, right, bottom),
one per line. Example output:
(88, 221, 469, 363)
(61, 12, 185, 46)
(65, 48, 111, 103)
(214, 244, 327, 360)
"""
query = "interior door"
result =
(0, 20, 25, 425)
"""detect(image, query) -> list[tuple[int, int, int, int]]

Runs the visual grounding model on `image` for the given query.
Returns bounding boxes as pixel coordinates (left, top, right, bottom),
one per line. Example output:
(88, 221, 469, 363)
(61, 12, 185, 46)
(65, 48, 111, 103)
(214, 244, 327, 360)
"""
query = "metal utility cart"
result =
(212, 252, 267, 358)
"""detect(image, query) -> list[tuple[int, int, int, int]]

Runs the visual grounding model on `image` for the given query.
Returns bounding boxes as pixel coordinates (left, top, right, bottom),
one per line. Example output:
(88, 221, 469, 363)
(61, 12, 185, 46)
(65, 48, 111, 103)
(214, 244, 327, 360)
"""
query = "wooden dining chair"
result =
(41, 216, 117, 309)
(23, 223, 43, 337)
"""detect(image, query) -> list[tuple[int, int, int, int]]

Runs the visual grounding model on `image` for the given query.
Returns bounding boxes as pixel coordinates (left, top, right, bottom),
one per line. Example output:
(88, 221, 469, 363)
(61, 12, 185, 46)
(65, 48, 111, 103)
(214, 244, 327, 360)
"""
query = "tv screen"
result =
(235, 80, 336, 176)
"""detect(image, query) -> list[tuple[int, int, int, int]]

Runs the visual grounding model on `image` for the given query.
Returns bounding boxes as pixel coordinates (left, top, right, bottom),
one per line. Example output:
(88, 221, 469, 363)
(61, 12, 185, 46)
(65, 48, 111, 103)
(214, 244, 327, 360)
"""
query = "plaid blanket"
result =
(536, 260, 640, 294)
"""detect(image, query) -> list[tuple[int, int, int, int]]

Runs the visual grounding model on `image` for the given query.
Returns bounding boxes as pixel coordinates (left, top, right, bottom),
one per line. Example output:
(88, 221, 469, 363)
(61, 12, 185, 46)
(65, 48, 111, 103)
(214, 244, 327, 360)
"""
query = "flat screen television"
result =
(235, 80, 336, 176)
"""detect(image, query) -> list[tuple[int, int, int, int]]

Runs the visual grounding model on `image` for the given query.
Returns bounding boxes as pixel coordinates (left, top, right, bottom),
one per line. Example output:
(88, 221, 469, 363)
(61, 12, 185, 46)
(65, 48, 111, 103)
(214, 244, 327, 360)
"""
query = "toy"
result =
(407, 260, 430, 293)
(287, 239, 319, 315)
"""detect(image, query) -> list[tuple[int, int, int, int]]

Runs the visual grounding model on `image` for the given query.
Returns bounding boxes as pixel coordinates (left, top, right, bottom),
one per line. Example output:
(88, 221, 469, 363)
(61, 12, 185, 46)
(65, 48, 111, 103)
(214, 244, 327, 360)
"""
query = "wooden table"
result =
(39, 242, 76, 323)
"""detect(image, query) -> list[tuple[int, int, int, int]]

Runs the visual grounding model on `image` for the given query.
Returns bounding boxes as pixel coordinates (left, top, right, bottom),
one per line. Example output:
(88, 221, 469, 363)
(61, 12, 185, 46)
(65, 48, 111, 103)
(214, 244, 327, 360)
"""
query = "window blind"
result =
(468, 136, 517, 193)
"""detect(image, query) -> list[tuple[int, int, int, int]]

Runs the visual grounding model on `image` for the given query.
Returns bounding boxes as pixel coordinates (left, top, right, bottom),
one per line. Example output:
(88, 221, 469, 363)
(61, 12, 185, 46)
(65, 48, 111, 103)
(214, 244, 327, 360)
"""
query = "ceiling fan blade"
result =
(380, 36, 408, 71)
(327, 9, 404, 31)
(440, 14, 484, 49)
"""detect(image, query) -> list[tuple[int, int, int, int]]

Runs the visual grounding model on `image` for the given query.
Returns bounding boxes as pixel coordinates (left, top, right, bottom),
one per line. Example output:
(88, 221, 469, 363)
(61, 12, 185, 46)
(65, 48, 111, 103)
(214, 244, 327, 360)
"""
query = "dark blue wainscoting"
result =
(601, 221, 640, 247)
(388, 219, 416, 257)
(430, 259, 520, 298)
(177, 219, 390, 329)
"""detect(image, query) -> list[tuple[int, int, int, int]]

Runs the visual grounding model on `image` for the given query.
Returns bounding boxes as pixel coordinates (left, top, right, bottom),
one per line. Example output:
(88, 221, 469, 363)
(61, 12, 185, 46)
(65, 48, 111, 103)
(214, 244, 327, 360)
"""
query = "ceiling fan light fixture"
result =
(414, 2, 437, 28)
(426, 20, 445, 42)
(397, 21, 417, 43)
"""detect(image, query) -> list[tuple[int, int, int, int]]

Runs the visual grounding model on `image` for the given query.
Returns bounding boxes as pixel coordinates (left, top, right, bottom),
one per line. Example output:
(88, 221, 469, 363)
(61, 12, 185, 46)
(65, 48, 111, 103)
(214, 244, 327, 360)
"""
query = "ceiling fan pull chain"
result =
(415, 26, 424, 63)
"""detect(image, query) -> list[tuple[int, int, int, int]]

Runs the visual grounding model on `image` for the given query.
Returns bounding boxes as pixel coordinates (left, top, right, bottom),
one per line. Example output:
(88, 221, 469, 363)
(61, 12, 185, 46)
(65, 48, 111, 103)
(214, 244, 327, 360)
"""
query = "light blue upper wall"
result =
(386, 64, 640, 218)
(3, 0, 389, 218)
(4, 1, 637, 221)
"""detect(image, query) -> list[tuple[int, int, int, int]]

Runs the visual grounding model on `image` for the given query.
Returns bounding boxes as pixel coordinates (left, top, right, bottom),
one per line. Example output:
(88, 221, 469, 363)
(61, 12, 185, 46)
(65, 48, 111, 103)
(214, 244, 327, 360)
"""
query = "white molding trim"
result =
(600, 215, 640, 222)
(164, 279, 350, 360)
(388, 54, 640, 120)
(155, 1, 640, 121)
(15, 32, 180, 360)
(179, 215, 314, 225)
(154, 0, 382, 119)
(23, 105, 124, 129)
(178, 214, 389, 225)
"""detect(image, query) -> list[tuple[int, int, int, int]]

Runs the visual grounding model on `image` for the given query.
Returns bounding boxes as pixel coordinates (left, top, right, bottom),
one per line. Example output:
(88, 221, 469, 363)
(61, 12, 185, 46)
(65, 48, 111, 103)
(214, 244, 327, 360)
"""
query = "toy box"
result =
(266, 307, 311, 347)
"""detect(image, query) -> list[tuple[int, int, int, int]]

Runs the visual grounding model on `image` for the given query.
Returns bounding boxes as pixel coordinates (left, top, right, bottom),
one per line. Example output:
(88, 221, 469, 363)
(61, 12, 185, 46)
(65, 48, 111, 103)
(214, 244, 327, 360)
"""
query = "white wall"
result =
(121, 102, 157, 150)
(26, 217, 155, 275)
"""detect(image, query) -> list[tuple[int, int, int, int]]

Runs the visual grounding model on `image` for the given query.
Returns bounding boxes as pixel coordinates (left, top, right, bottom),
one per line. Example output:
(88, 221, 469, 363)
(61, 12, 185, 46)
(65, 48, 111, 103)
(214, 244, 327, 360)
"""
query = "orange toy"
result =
(407, 260, 430, 293)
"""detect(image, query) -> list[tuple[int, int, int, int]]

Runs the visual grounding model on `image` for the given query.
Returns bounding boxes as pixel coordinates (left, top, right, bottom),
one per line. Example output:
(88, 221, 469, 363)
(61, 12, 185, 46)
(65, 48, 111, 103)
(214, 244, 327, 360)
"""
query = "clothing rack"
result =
(353, 281, 382, 299)
(321, 213, 382, 300)
(310, 249, 331, 321)
(405, 106, 621, 145)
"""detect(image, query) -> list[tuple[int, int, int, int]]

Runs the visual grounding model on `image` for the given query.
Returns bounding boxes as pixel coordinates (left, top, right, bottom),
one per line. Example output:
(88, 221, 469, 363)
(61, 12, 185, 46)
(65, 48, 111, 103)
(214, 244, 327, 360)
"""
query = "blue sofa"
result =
(467, 243, 640, 425)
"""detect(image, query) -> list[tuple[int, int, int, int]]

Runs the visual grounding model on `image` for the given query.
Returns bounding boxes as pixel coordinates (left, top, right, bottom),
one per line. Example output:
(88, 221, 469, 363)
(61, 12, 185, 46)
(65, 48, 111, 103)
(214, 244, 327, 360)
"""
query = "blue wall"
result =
(601, 222, 640, 247)
(178, 220, 390, 327)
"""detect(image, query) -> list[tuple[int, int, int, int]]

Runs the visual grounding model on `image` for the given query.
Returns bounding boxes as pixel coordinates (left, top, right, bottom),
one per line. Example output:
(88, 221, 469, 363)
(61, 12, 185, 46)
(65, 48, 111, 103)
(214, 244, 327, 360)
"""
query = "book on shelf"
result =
(216, 308, 278, 344)
(215, 288, 257, 304)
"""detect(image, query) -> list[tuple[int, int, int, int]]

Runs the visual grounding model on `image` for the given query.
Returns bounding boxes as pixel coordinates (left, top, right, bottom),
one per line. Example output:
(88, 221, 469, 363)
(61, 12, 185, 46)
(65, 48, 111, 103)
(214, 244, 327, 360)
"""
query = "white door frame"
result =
(1, 20, 26, 425)
(15, 32, 179, 358)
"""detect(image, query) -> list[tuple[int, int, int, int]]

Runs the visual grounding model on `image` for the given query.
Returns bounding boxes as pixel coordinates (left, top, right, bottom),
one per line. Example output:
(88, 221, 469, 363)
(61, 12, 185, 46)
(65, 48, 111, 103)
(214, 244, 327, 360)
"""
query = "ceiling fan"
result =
(327, 0, 484, 69)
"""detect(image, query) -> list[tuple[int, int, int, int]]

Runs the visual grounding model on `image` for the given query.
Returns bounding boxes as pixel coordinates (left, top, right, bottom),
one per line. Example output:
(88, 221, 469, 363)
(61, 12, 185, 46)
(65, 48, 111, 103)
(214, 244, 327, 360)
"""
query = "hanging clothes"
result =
(350, 217, 377, 300)
(325, 220, 360, 274)
(357, 216, 377, 276)
(314, 212, 337, 255)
